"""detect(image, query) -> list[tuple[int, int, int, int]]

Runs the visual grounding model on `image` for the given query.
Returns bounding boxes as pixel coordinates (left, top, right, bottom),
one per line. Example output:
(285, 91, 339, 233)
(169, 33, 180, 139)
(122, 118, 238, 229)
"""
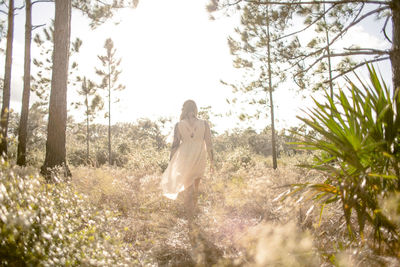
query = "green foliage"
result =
(96, 38, 125, 97)
(224, 3, 291, 120)
(31, 24, 83, 108)
(6, 104, 47, 166)
(224, 146, 254, 172)
(289, 65, 400, 249)
(2, 130, 400, 265)
(214, 127, 305, 159)
(67, 120, 168, 170)
(0, 161, 135, 266)
(96, 37, 125, 165)
(72, 76, 104, 165)
(72, 0, 139, 29)
(211, 1, 393, 91)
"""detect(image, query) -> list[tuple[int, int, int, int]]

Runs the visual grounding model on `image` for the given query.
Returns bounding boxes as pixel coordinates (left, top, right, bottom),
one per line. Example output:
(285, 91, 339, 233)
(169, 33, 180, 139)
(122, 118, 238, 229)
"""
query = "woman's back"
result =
(161, 99, 214, 213)
(178, 119, 206, 143)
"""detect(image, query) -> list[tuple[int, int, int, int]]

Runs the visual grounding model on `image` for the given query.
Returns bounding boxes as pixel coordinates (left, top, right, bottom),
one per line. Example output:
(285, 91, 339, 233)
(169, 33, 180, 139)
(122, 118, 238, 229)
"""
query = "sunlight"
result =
(69, 0, 240, 133)
(0, 1, 399, 266)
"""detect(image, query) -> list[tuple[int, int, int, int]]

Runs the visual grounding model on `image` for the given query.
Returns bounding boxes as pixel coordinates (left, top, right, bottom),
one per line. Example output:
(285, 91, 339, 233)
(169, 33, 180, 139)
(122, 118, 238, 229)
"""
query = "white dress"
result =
(161, 119, 207, 200)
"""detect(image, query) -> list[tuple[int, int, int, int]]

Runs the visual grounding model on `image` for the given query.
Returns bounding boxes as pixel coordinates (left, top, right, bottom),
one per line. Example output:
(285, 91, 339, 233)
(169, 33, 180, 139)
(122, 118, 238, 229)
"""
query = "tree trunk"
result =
(0, 0, 14, 157)
(391, 1, 400, 92)
(108, 64, 112, 165)
(323, 3, 334, 100)
(41, 0, 71, 179)
(86, 93, 89, 165)
(17, 0, 32, 166)
(266, 5, 277, 170)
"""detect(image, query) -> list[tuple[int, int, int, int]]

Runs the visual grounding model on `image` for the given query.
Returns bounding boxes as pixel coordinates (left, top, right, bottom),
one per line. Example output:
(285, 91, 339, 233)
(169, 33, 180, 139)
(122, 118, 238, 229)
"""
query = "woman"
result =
(161, 100, 214, 218)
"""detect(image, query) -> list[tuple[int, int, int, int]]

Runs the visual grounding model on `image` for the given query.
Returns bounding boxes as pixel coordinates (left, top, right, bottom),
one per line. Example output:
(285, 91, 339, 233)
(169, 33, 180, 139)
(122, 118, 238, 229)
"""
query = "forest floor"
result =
(71, 155, 347, 266)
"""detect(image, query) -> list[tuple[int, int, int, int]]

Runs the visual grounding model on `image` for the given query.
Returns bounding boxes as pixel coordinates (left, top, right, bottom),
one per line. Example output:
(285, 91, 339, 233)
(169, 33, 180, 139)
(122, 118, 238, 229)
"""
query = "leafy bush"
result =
(223, 146, 254, 172)
(291, 65, 400, 250)
(126, 146, 169, 176)
(0, 161, 136, 266)
(66, 119, 169, 168)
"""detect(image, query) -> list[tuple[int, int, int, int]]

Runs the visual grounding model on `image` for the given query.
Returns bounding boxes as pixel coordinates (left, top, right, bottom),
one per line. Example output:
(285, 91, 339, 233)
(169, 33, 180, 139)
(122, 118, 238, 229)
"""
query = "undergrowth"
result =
(2, 151, 399, 266)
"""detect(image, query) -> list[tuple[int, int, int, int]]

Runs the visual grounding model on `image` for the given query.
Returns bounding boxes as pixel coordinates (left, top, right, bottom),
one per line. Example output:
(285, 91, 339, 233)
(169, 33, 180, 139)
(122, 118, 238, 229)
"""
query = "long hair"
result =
(180, 100, 198, 121)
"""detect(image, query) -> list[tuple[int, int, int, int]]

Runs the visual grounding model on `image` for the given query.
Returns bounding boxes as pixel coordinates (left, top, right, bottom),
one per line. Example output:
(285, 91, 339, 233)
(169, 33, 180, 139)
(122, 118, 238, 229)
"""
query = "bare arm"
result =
(170, 123, 181, 160)
(204, 121, 214, 164)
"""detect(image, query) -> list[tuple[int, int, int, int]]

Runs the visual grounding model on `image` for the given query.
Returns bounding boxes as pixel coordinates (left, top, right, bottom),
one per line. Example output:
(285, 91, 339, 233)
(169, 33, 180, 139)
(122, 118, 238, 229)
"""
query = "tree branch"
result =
(273, 2, 337, 41)
(344, 48, 389, 54)
(32, 23, 46, 31)
(382, 15, 392, 43)
(32, 0, 54, 5)
(298, 50, 389, 76)
(243, 0, 390, 6)
(326, 56, 390, 83)
(222, 0, 243, 8)
(349, 2, 365, 28)
(327, 51, 389, 57)
(14, 4, 25, 11)
(283, 5, 390, 63)
(333, 6, 390, 41)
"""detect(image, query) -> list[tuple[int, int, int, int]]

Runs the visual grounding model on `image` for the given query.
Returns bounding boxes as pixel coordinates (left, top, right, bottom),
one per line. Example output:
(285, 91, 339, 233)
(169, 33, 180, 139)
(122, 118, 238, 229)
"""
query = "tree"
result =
(30, 26, 53, 107)
(224, 3, 291, 169)
(72, 77, 103, 164)
(18, 10, 82, 166)
(31, 24, 82, 105)
(72, 0, 139, 29)
(96, 38, 125, 165)
(16, 0, 49, 165)
(17, 0, 32, 166)
(40, 0, 72, 178)
(208, 1, 398, 91)
(18, 0, 123, 167)
(0, 0, 14, 157)
(41, 0, 137, 177)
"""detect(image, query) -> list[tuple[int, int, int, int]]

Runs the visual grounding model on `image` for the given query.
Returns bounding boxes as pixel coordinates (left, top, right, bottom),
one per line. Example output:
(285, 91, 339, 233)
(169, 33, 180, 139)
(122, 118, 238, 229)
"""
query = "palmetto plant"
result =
(288, 65, 400, 251)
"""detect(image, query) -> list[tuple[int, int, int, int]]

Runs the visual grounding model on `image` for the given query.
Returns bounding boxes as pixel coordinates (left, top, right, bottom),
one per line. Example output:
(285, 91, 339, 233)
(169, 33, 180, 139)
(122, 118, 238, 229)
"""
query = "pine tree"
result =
(27, 23, 81, 169)
(209, 0, 398, 90)
(31, 24, 82, 108)
(40, 0, 72, 179)
(41, 1, 137, 178)
(224, 3, 291, 169)
(17, 0, 32, 166)
(30, 27, 53, 107)
(95, 38, 125, 165)
(72, 77, 103, 164)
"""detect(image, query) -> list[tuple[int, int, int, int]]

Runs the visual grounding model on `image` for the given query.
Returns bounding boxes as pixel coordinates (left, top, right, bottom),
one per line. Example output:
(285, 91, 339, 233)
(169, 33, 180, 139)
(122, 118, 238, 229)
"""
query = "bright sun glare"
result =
(69, 0, 243, 133)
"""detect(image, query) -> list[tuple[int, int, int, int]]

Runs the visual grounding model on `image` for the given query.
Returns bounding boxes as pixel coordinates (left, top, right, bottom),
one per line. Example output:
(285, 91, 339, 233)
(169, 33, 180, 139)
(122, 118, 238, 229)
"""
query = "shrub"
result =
(126, 147, 169, 176)
(0, 160, 136, 266)
(224, 146, 254, 172)
(290, 65, 400, 250)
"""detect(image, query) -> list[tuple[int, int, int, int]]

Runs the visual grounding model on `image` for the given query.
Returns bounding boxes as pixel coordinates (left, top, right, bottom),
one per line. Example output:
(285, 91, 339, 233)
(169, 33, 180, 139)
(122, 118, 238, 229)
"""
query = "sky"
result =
(0, 0, 393, 134)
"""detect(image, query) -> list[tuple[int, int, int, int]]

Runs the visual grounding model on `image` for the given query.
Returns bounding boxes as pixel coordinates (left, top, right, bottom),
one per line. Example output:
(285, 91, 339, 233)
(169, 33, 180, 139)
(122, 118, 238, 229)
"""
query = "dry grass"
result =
(69, 153, 399, 266)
